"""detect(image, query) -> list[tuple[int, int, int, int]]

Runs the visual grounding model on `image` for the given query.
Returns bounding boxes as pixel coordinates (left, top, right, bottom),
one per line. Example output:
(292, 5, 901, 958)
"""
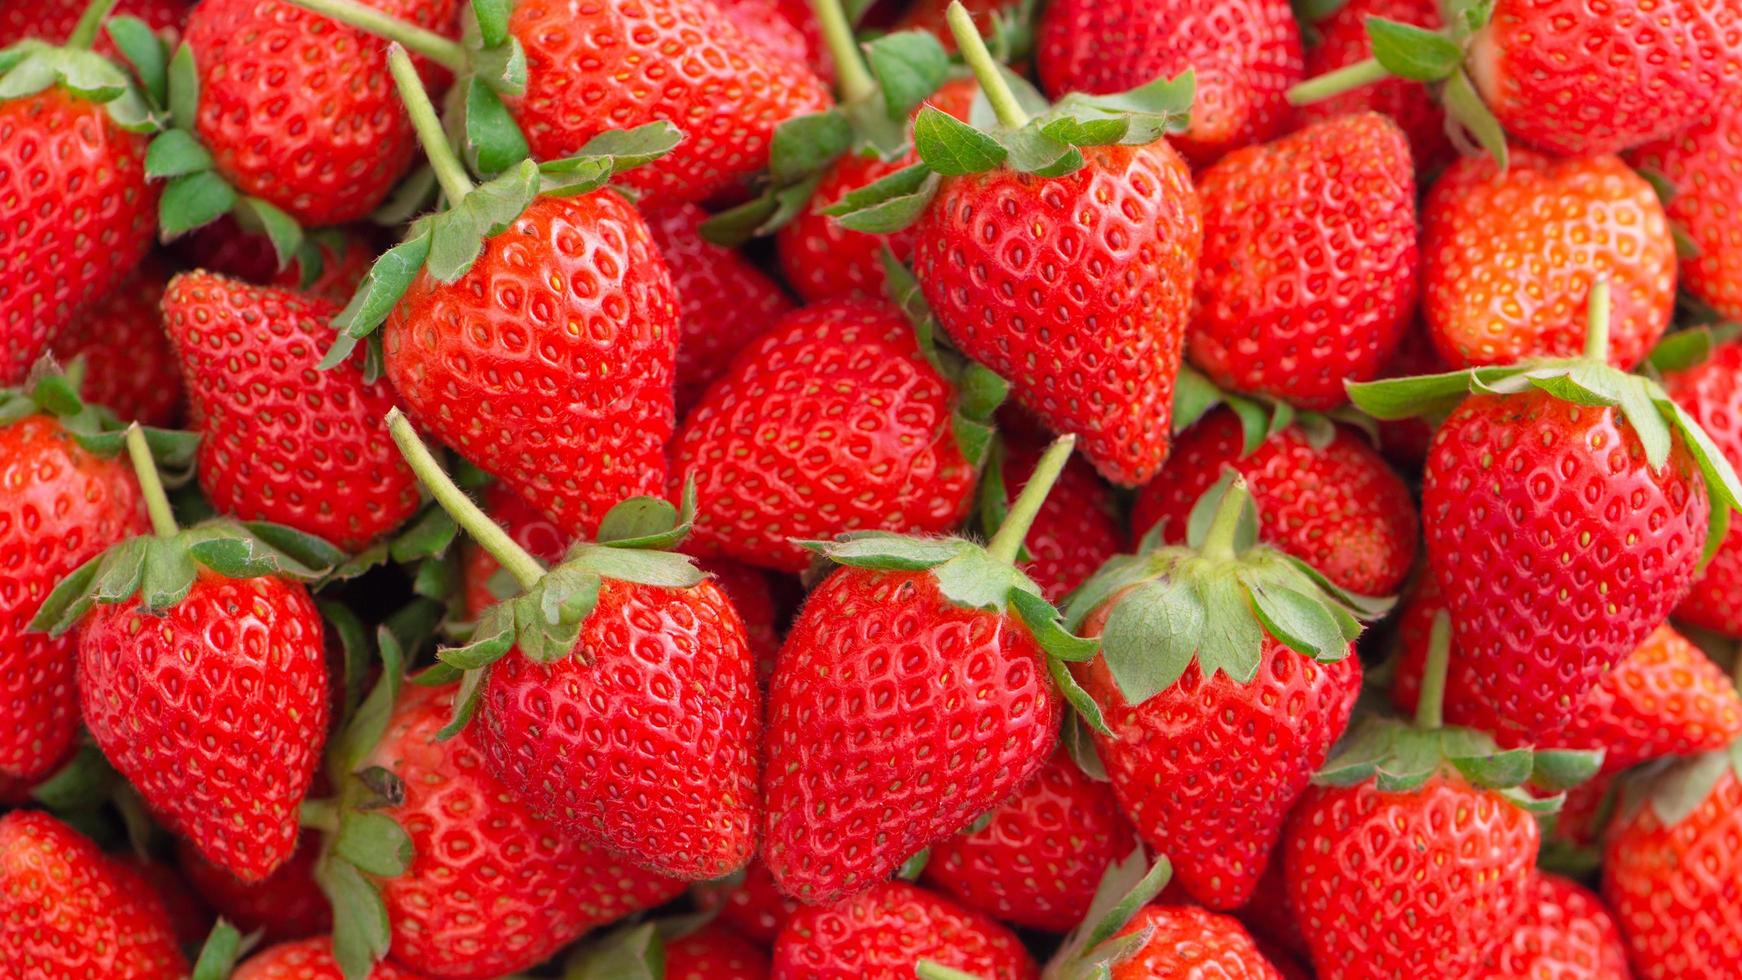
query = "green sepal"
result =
(429, 159, 540, 277)
(863, 30, 950, 123)
(914, 105, 1007, 175)
(897, 847, 931, 880)
(470, 0, 512, 47)
(1365, 17, 1463, 81)
(144, 127, 211, 178)
(190, 920, 254, 980)
(333, 809, 413, 877)
(879, 250, 1007, 468)
(166, 41, 196, 128)
(233, 195, 304, 269)
(1041, 70, 1195, 147)
(595, 480, 696, 549)
(158, 170, 236, 238)
(697, 172, 825, 245)
(1442, 68, 1508, 168)
(29, 743, 122, 812)
(1529, 748, 1606, 792)
(325, 223, 434, 359)
(1632, 740, 1742, 827)
(1315, 715, 1593, 805)
(0, 42, 155, 130)
(2, 361, 199, 471)
(916, 962, 983, 980)
(538, 122, 685, 195)
(326, 625, 407, 783)
(768, 110, 854, 185)
(824, 160, 939, 234)
(314, 849, 393, 980)
(463, 77, 531, 177)
(563, 922, 664, 980)
(1062, 711, 1109, 781)
(1044, 847, 1173, 980)
(105, 17, 167, 109)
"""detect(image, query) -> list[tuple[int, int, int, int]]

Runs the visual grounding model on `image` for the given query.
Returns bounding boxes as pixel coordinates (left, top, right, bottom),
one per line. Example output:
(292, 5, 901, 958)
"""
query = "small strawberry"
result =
(176, 833, 331, 945)
(47, 259, 183, 427)
(984, 439, 1122, 603)
(761, 435, 1099, 903)
(1664, 337, 1742, 636)
(1035, 0, 1303, 166)
(1421, 151, 1676, 370)
(1188, 113, 1418, 409)
(664, 923, 772, 980)
(773, 880, 1038, 979)
(1295, 0, 1449, 168)
(693, 858, 801, 945)
(233, 937, 431, 980)
(1132, 407, 1419, 597)
(0, 810, 186, 978)
(1066, 475, 1379, 909)
(1603, 741, 1742, 978)
(1487, 873, 1629, 979)
(1630, 95, 1742, 322)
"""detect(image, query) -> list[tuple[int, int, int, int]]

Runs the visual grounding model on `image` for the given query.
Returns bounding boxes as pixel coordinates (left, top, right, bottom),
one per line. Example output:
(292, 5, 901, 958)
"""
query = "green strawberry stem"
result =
(1415, 610, 1452, 731)
(1584, 277, 1611, 362)
(385, 44, 475, 204)
(385, 408, 546, 590)
(285, 0, 468, 73)
(944, 0, 1028, 129)
(66, 0, 122, 50)
(299, 797, 339, 833)
(809, 0, 877, 105)
(123, 424, 179, 539)
(1200, 474, 1252, 563)
(986, 433, 1074, 565)
(1286, 58, 1387, 106)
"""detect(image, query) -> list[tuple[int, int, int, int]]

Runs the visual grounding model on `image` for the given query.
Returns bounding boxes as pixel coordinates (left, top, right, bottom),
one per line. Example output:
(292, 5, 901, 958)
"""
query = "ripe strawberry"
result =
(1603, 743, 1742, 978)
(641, 201, 794, 413)
(992, 440, 1122, 603)
(1487, 873, 1629, 979)
(1109, 905, 1281, 979)
(922, 750, 1136, 932)
(716, 0, 832, 82)
(773, 881, 1038, 979)
(177, 833, 331, 945)
(674, 299, 980, 574)
(0, 810, 186, 978)
(1630, 96, 1742, 322)
(1067, 476, 1374, 909)
(111, 856, 213, 948)
(1296, 0, 1449, 168)
(0, 0, 188, 54)
(1422, 151, 1675, 370)
(0, 369, 148, 781)
(693, 858, 801, 945)
(163, 272, 420, 551)
(1132, 409, 1419, 597)
(1036, 0, 1303, 166)
(665, 923, 772, 980)
(367, 682, 686, 977)
(1189, 113, 1418, 409)
(47, 260, 182, 427)
(1665, 337, 1742, 636)
(234, 938, 431, 980)
(701, 557, 785, 686)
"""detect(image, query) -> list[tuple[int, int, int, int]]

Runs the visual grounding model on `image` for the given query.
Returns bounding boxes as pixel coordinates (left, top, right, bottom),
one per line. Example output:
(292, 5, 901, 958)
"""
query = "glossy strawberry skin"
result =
(479, 577, 760, 880)
(693, 858, 801, 945)
(1487, 873, 1629, 979)
(505, 0, 831, 206)
(1603, 762, 1742, 978)
(1423, 390, 1708, 739)
(1035, 0, 1303, 166)
(772, 880, 1039, 980)
(914, 142, 1203, 486)
(176, 833, 330, 946)
(370, 683, 685, 978)
(1297, 0, 1449, 168)
(164, 272, 420, 551)
(0, 811, 186, 979)
(1665, 339, 1742, 635)
(0, 89, 156, 385)
(1112, 905, 1281, 979)
(1285, 775, 1539, 978)
(665, 923, 772, 980)
(1000, 442, 1122, 603)
(384, 190, 679, 540)
(674, 300, 976, 574)
(1189, 113, 1418, 409)
(1630, 96, 1742, 322)
(185, 0, 459, 226)
(0, 416, 146, 781)
(1469, 0, 1742, 158)
(1132, 410, 1418, 597)
(1422, 151, 1676, 371)
(922, 751, 1135, 933)
(762, 569, 1061, 904)
(79, 571, 329, 882)
(233, 938, 432, 980)
(1077, 625, 1361, 910)
(48, 260, 183, 427)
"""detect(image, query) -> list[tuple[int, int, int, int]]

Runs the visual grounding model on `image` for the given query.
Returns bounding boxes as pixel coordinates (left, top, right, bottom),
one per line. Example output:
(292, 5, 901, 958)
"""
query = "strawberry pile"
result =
(7, 0, 1742, 976)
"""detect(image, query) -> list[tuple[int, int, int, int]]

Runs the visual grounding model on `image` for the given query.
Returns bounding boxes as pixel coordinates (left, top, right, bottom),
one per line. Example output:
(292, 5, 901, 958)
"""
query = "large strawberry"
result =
(761, 435, 1100, 903)
(48, 259, 183, 427)
(0, 810, 186, 978)
(1665, 337, 1742, 636)
(1603, 741, 1742, 978)
(1350, 281, 1741, 738)
(1132, 407, 1418, 597)
(1065, 475, 1379, 909)
(387, 411, 761, 881)
(1189, 113, 1417, 409)
(32, 425, 343, 882)
(0, 0, 159, 384)
(1630, 95, 1742, 322)
(0, 366, 150, 781)
(772, 880, 1038, 979)
(1035, 0, 1303, 166)
(1295, 0, 1449, 168)
(1488, 873, 1629, 978)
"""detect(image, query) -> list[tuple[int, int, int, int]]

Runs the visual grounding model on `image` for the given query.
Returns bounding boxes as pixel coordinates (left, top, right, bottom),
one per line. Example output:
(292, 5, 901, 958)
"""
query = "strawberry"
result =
(1664, 337, 1742, 636)
(1487, 873, 1629, 979)
(0, 810, 186, 978)
(1065, 475, 1377, 909)
(761, 436, 1097, 903)
(1107, 905, 1281, 979)
(716, 0, 832, 83)
(1603, 742, 1742, 978)
(176, 833, 331, 945)
(175, 220, 379, 305)
(1350, 281, 1741, 739)
(1630, 95, 1742, 322)
(0, 0, 187, 55)
(988, 439, 1122, 603)
(701, 557, 786, 686)
(0, 6, 159, 385)
(1295, 0, 1449, 168)
(773, 880, 1038, 979)
(1035, 0, 1303, 166)
(665, 923, 772, 980)
(233, 937, 431, 980)
(1421, 151, 1676, 371)
(111, 856, 213, 948)
(673, 298, 982, 574)
(387, 411, 761, 881)
(0, 367, 149, 781)
(1188, 113, 1418, 410)
(47, 260, 183, 427)
(693, 858, 801, 945)
(1132, 408, 1419, 597)
(922, 749, 1136, 933)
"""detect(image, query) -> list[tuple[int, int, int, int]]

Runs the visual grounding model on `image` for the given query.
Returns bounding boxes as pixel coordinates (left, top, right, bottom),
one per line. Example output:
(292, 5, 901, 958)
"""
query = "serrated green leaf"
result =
(159, 170, 236, 238)
(1063, 553, 1157, 631)
(930, 548, 1021, 610)
(1000, 125, 1083, 176)
(140, 535, 197, 611)
(1099, 577, 1204, 704)
(825, 161, 938, 234)
(1195, 573, 1263, 683)
(427, 161, 540, 281)
(145, 129, 210, 179)
(574, 548, 702, 590)
(698, 172, 823, 244)
(1346, 366, 1521, 419)
(567, 121, 686, 176)
(864, 30, 950, 120)
(166, 43, 197, 130)
(28, 549, 108, 636)
(327, 226, 433, 350)
(596, 496, 680, 546)
(1246, 579, 1348, 661)
(1365, 17, 1462, 80)
(914, 106, 1006, 175)
(464, 78, 531, 177)
(768, 111, 852, 185)
(90, 537, 148, 605)
(812, 534, 967, 569)
(316, 857, 391, 980)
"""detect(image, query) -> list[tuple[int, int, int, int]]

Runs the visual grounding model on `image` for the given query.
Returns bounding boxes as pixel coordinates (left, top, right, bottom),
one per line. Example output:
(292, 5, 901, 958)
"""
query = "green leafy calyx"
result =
(1040, 846, 1174, 980)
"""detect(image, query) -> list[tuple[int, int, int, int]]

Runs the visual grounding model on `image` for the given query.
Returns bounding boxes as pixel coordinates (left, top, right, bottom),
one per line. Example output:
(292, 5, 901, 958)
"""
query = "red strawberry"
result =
(923, 750, 1136, 932)
(367, 682, 686, 977)
(0, 810, 186, 978)
(665, 923, 772, 980)
(1295, 0, 1449, 168)
(773, 881, 1038, 979)
(1067, 476, 1373, 910)
(1036, 0, 1303, 166)
(700, 557, 785, 686)
(0, 0, 188, 54)
(716, 0, 832, 82)
(1630, 95, 1742, 322)
(163, 272, 421, 551)
(693, 858, 801, 945)
(233, 938, 431, 980)
(674, 299, 980, 574)
(111, 856, 213, 948)
(641, 201, 794, 413)
(177, 833, 331, 945)
(1487, 873, 1629, 979)
(1109, 905, 1281, 979)
(1188, 113, 1418, 409)
(1665, 337, 1742, 636)
(0, 369, 148, 781)
(1603, 744, 1742, 978)
(1422, 151, 1676, 371)
(47, 260, 183, 427)
(994, 440, 1122, 603)
(1132, 409, 1419, 597)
